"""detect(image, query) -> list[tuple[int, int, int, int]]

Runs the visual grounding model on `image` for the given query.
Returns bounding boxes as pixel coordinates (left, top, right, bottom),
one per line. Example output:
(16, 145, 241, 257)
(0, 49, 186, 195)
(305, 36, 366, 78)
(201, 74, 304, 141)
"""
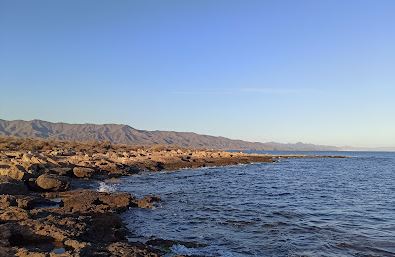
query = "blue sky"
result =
(1, 0, 394, 147)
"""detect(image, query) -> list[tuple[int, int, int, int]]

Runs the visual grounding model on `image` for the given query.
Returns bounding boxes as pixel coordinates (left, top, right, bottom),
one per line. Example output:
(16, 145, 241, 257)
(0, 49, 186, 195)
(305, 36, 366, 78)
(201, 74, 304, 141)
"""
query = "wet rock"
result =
(137, 195, 161, 209)
(72, 167, 95, 178)
(36, 175, 70, 192)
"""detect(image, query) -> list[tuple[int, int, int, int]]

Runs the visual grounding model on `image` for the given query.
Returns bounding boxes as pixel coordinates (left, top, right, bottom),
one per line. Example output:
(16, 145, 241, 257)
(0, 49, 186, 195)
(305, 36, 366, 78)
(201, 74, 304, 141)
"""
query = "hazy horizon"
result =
(1, 1, 394, 148)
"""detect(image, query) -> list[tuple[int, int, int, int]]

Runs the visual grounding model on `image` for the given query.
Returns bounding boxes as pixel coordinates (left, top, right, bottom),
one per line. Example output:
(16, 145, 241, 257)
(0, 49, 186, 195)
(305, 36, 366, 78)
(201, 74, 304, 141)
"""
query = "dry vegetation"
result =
(0, 136, 188, 154)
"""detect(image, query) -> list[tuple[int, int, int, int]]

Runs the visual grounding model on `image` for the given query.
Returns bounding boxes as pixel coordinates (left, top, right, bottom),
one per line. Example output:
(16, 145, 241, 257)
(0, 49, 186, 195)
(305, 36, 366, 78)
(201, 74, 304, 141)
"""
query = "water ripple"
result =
(118, 151, 395, 256)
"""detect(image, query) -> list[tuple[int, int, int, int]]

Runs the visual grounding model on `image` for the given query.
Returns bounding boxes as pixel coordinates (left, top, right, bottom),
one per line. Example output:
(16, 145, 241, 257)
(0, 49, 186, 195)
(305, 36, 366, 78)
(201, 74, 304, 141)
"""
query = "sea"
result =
(99, 151, 395, 257)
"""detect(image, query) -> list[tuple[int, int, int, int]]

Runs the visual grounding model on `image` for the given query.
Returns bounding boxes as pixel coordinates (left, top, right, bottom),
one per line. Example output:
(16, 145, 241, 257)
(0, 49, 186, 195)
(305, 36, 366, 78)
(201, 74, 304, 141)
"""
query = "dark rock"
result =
(0, 176, 29, 195)
(81, 213, 126, 244)
(0, 223, 54, 252)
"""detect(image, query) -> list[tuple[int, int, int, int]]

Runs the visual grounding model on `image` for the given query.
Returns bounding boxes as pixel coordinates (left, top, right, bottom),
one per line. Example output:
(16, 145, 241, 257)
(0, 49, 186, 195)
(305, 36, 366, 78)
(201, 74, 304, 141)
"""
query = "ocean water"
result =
(111, 152, 395, 257)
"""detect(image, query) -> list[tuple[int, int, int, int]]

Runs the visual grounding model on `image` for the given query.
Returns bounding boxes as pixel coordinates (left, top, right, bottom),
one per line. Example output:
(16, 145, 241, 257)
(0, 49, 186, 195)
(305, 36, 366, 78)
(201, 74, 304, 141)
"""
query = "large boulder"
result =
(35, 174, 70, 192)
(0, 164, 28, 181)
(0, 176, 29, 195)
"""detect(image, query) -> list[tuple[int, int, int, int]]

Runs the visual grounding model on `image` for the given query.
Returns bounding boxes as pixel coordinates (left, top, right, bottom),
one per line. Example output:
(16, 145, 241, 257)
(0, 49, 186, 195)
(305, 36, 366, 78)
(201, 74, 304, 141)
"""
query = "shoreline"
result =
(0, 137, 345, 256)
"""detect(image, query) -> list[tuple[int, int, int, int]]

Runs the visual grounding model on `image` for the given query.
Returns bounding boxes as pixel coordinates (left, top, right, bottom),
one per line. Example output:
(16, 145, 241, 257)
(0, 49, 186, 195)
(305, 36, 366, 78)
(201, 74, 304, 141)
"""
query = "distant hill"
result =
(0, 119, 339, 151)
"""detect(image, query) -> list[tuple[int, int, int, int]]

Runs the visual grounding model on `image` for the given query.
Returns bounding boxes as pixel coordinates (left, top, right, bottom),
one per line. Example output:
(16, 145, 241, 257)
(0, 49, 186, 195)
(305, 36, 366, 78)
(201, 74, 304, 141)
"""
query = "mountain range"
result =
(0, 119, 340, 151)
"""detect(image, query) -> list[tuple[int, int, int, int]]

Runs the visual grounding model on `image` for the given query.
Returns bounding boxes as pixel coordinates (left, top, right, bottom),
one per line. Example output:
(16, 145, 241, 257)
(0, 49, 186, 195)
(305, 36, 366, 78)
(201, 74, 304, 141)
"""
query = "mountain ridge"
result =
(0, 119, 339, 151)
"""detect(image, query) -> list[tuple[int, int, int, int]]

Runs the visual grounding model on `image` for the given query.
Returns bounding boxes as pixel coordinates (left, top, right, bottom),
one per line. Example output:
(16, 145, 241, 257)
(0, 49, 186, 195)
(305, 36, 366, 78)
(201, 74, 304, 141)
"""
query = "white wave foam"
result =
(97, 181, 117, 193)
(167, 244, 238, 257)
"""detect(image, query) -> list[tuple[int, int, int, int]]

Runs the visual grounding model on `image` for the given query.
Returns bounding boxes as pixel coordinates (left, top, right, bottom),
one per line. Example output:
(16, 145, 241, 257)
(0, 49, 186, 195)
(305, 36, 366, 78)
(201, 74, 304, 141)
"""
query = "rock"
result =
(72, 167, 95, 178)
(22, 153, 44, 164)
(0, 164, 28, 180)
(63, 239, 90, 252)
(0, 176, 29, 195)
(61, 190, 136, 214)
(16, 196, 54, 210)
(137, 195, 161, 209)
(15, 249, 47, 257)
(0, 195, 17, 209)
(36, 175, 70, 192)
(49, 149, 76, 156)
(0, 195, 49, 210)
(107, 242, 161, 257)
(48, 167, 73, 177)
(80, 213, 126, 243)
(0, 246, 15, 257)
(0, 207, 29, 221)
(0, 223, 54, 252)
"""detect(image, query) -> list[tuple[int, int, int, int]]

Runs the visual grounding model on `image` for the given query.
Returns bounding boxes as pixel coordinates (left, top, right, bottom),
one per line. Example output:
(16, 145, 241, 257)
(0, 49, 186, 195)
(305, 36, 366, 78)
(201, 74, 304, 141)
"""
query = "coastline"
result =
(0, 137, 345, 256)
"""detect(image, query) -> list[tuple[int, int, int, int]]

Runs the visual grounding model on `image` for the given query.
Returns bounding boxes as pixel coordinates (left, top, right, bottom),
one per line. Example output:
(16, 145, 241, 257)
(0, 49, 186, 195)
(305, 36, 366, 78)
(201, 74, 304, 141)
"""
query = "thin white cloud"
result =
(171, 89, 234, 95)
(171, 87, 320, 95)
(240, 87, 299, 94)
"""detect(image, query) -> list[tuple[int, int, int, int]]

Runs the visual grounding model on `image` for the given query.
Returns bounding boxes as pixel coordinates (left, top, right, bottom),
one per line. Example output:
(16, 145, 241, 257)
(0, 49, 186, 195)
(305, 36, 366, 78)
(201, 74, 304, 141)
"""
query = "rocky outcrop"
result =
(0, 136, 343, 256)
(0, 189, 162, 256)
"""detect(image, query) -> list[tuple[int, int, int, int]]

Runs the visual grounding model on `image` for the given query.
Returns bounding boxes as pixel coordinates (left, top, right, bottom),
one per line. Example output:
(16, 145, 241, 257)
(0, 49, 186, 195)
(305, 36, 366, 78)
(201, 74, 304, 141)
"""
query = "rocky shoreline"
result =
(0, 137, 344, 256)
